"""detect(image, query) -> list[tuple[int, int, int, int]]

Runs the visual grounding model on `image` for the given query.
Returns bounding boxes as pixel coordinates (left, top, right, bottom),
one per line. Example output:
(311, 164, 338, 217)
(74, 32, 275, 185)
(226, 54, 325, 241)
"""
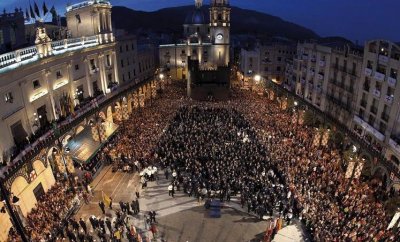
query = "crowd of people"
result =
(231, 91, 399, 241)
(155, 106, 294, 224)
(6, 80, 400, 242)
(7, 181, 79, 241)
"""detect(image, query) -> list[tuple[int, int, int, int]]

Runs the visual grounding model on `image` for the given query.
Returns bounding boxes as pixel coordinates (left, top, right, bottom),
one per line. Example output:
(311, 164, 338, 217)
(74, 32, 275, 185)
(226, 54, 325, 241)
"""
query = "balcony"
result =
(353, 115, 385, 142)
(0, 36, 99, 74)
(372, 89, 381, 98)
(388, 76, 397, 87)
(308, 70, 315, 76)
(374, 71, 385, 81)
(389, 138, 400, 155)
(385, 95, 394, 104)
(319, 60, 325, 67)
(317, 73, 324, 80)
(364, 68, 373, 76)
(378, 55, 389, 64)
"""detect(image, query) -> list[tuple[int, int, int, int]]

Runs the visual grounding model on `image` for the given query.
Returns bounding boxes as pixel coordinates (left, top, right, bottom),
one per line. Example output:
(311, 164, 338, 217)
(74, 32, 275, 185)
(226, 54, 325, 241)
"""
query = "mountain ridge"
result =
(111, 5, 319, 40)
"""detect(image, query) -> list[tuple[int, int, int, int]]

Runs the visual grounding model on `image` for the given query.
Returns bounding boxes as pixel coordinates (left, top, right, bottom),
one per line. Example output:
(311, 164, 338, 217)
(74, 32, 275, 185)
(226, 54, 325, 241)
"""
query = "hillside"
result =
(111, 5, 319, 40)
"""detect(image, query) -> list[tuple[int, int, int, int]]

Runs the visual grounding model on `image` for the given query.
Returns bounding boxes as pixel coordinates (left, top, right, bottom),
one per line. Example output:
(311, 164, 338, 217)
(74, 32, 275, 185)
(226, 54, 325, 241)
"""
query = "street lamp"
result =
(254, 74, 261, 83)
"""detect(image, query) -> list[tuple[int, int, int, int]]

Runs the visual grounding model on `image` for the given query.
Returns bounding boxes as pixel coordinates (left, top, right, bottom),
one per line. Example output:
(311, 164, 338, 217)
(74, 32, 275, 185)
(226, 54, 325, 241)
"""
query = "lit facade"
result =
(353, 40, 400, 166)
(0, 1, 157, 239)
(159, 0, 230, 80)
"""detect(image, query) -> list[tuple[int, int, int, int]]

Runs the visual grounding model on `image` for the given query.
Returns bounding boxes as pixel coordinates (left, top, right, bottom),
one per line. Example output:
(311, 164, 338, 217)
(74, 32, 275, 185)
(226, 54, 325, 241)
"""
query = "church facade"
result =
(159, 0, 231, 81)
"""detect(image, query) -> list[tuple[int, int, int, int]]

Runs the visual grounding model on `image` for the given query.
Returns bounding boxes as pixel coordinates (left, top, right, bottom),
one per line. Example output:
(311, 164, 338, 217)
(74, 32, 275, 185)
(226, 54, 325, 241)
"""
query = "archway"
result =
(33, 160, 46, 175)
(10, 176, 33, 217)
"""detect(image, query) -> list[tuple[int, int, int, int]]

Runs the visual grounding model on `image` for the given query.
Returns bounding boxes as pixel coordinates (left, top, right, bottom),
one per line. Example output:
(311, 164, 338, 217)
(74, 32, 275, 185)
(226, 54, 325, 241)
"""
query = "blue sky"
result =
(1, 0, 399, 43)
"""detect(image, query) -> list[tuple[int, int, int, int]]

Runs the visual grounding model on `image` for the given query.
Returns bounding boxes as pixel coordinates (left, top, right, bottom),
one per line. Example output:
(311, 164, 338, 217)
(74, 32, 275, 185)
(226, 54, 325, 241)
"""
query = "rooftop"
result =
(66, 0, 111, 12)
(0, 36, 99, 75)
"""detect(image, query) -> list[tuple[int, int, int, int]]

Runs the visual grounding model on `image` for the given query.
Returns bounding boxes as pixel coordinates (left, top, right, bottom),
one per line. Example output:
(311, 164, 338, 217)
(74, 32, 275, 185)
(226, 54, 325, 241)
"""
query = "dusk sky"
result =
(1, 0, 399, 43)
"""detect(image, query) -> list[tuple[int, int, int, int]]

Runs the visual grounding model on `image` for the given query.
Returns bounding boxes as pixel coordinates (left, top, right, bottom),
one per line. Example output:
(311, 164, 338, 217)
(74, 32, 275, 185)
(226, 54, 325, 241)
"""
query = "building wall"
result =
(0, 42, 118, 164)
(116, 36, 139, 84)
(66, 1, 113, 43)
(353, 40, 400, 160)
(260, 43, 296, 84)
(295, 43, 331, 111)
(326, 47, 363, 127)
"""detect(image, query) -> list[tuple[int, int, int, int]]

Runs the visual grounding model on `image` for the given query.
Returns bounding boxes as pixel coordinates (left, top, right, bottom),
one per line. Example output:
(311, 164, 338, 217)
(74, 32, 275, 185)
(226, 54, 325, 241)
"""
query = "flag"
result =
(25, 8, 30, 21)
(50, 5, 57, 19)
(42, 2, 48, 16)
(30, 5, 35, 19)
(102, 191, 111, 208)
(34, 1, 40, 18)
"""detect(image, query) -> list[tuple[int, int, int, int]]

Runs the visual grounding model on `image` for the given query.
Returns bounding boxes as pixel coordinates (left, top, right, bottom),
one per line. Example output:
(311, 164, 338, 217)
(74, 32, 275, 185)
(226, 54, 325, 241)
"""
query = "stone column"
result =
(98, 53, 108, 93)
(44, 69, 58, 120)
(112, 51, 119, 84)
(83, 57, 93, 97)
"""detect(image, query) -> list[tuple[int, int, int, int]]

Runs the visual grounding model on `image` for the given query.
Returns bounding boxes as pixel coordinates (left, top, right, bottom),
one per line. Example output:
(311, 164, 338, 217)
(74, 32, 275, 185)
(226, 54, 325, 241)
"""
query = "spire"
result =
(195, 0, 202, 8)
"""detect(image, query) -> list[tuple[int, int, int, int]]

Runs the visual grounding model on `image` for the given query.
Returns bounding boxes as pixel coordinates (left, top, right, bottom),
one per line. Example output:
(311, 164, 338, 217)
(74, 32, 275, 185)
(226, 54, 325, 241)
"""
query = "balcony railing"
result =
(385, 95, 394, 104)
(0, 36, 99, 74)
(372, 89, 381, 98)
(378, 55, 389, 64)
(374, 71, 385, 81)
(364, 68, 372, 76)
(388, 76, 397, 87)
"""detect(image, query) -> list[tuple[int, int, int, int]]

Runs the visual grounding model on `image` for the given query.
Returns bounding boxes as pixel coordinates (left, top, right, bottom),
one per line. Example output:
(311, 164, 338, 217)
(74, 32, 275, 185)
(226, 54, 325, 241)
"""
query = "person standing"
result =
(109, 197, 113, 210)
(99, 201, 106, 214)
(168, 184, 173, 197)
(79, 218, 87, 234)
(135, 199, 140, 214)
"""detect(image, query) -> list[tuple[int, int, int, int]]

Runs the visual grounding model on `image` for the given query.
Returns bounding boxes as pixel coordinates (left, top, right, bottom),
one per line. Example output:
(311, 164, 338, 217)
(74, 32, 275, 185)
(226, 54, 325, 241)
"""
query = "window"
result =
(108, 74, 112, 83)
(4, 92, 13, 103)
(121, 59, 124, 67)
(218, 14, 222, 21)
(182, 50, 185, 54)
(131, 43, 135, 51)
(128, 72, 131, 79)
(127, 58, 130, 66)
(33, 80, 41, 89)
(133, 69, 136, 76)
(56, 70, 62, 79)
(122, 74, 125, 82)
(90, 59, 96, 70)
(119, 46, 123, 53)
(277, 57, 282, 62)
(75, 64, 79, 70)
(126, 44, 129, 51)
(276, 66, 281, 71)
(106, 55, 111, 66)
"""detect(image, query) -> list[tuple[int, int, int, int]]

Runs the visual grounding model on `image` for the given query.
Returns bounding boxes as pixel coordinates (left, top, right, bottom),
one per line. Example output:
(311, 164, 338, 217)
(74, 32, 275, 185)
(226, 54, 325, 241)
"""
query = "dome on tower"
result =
(184, 8, 207, 25)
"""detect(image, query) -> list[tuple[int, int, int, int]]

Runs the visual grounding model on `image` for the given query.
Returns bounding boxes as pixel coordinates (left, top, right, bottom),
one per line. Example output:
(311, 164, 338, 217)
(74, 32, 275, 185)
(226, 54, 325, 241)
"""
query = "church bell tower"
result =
(210, 0, 230, 66)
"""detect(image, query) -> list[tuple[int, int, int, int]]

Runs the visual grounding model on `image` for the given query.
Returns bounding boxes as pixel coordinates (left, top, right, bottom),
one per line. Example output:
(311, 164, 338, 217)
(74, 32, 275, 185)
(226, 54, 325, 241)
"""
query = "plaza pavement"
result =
(75, 167, 307, 242)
